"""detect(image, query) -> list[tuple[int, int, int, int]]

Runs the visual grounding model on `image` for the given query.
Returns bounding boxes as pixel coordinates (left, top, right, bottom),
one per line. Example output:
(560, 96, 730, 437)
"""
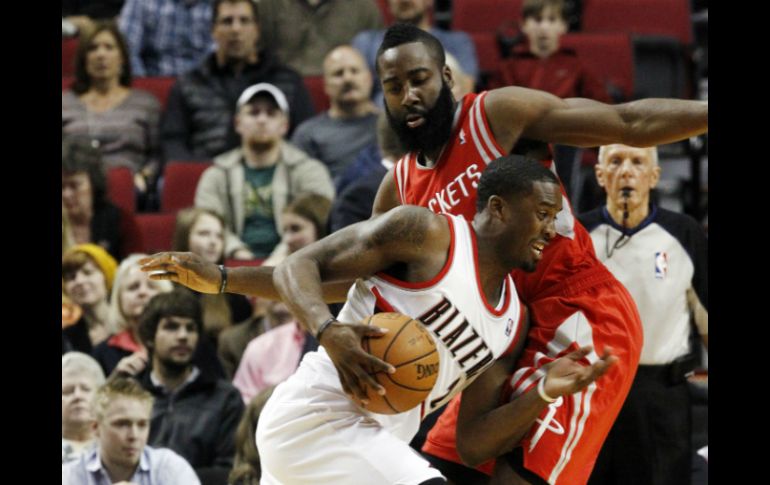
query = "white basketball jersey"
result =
(338, 214, 526, 419)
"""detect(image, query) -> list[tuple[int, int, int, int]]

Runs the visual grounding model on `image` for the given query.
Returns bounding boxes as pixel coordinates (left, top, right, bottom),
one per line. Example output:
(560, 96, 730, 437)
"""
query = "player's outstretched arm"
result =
(484, 86, 708, 150)
(273, 205, 451, 402)
(456, 346, 618, 467)
(139, 252, 351, 303)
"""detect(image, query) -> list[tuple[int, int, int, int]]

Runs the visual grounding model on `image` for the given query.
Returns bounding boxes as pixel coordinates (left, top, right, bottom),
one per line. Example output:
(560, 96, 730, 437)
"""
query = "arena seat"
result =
(122, 213, 177, 255)
(303, 76, 330, 113)
(106, 167, 136, 215)
(451, 0, 522, 33)
(160, 161, 212, 213)
(582, 0, 693, 45)
(132, 77, 177, 110)
(560, 32, 635, 101)
(62, 37, 79, 76)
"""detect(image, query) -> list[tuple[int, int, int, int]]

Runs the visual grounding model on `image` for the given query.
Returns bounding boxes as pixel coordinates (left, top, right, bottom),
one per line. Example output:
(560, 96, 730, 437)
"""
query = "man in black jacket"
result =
(137, 287, 244, 482)
(162, 0, 315, 161)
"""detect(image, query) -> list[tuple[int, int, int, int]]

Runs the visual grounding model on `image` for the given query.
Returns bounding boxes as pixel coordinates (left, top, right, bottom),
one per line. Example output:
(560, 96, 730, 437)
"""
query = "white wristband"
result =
(537, 376, 557, 403)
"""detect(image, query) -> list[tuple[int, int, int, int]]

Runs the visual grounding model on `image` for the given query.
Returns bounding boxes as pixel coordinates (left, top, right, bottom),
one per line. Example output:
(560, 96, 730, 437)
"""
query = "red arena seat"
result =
(582, 0, 693, 45)
(303, 76, 330, 113)
(132, 77, 177, 110)
(160, 161, 212, 213)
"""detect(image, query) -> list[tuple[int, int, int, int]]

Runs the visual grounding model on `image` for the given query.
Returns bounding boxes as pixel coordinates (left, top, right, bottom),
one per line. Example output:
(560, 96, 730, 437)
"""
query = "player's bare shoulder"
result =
(483, 87, 566, 151)
(486, 86, 567, 121)
(369, 205, 451, 256)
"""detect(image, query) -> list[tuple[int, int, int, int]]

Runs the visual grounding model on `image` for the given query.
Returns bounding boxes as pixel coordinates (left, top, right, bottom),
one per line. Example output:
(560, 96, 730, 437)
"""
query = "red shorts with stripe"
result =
(423, 264, 642, 484)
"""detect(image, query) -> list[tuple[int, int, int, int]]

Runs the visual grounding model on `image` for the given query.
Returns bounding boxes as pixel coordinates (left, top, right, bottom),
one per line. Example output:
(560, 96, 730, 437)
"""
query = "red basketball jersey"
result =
(392, 91, 602, 302)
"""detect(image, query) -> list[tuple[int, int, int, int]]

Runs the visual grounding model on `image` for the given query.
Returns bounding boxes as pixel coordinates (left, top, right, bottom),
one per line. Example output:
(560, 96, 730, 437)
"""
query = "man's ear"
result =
(556, 19, 568, 36)
(486, 195, 507, 222)
(649, 165, 662, 189)
(233, 112, 242, 135)
(442, 64, 455, 90)
(594, 163, 607, 189)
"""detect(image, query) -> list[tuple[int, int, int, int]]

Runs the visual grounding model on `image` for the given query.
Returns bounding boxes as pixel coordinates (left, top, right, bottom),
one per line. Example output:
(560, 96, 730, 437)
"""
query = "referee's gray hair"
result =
(62, 351, 106, 386)
(598, 144, 658, 167)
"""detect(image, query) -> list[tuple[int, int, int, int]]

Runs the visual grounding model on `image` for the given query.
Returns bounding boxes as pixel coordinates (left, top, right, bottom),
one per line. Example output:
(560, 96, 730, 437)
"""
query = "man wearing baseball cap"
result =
(195, 83, 335, 261)
(161, 0, 315, 161)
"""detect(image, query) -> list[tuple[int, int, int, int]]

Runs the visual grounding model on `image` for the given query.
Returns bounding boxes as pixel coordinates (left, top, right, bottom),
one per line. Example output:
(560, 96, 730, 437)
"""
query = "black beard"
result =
(157, 355, 192, 376)
(385, 82, 455, 154)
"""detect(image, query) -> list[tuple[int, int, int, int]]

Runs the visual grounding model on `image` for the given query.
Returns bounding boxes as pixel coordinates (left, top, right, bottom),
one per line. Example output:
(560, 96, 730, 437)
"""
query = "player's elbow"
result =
(456, 436, 486, 468)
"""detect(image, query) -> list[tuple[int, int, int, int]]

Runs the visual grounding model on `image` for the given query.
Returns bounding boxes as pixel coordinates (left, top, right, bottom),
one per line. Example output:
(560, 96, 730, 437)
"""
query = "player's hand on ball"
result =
(542, 346, 619, 398)
(139, 252, 221, 294)
(320, 322, 396, 404)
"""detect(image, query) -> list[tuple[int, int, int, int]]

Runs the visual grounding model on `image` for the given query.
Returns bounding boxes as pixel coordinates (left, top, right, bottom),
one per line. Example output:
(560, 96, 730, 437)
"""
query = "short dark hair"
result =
(62, 137, 108, 206)
(522, 0, 566, 20)
(476, 155, 560, 212)
(138, 288, 203, 349)
(375, 23, 445, 74)
(72, 21, 132, 95)
(213, 0, 259, 25)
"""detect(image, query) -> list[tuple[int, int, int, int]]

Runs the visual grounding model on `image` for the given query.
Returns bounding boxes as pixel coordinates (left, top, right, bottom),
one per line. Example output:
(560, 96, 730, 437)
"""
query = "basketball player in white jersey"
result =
(249, 156, 615, 484)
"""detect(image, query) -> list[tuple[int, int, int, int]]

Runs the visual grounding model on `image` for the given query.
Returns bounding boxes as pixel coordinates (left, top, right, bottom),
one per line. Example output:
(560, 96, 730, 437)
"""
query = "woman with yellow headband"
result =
(62, 243, 117, 353)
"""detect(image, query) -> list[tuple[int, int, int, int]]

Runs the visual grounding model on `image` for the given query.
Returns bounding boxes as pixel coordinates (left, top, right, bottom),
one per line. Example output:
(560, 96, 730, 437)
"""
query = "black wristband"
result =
(315, 317, 337, 341)
(218, 264, 228, 293)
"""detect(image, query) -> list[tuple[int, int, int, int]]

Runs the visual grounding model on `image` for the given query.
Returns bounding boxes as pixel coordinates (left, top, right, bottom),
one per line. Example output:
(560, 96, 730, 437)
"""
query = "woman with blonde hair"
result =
(91, 254, 173, 376)
(172, 207, 252, 343)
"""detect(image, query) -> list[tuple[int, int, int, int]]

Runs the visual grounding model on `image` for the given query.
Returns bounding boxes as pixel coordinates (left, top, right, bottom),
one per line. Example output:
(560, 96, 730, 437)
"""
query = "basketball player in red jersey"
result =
(368, 24, 707, 485)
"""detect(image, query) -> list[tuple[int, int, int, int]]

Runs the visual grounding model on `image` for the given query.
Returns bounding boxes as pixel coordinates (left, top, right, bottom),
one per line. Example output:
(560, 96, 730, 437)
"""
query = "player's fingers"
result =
(600, 346, 616, 360)
(364, 326, 390, 337)
(356, 363, 387, 396)
(138, 252, 176, 268)
(349, 367, 380, 403)
(362, 352, 396, 375)
(567, 345, 593, 360)
(343, 364, 370, 402)
(576, 356, 618, 388)
(147, 271, 180, 281)
(351, 323, 390, 338)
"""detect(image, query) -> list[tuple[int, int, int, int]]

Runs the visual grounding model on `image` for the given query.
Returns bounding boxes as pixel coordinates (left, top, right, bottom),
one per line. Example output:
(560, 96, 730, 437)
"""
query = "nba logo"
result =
(654, 251, 668, 279)
(505, 318, 514, 336)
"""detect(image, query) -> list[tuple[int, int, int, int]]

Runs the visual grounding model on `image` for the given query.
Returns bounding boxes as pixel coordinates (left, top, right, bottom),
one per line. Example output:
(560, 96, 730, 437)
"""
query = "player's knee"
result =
(419, 478, 448, 485)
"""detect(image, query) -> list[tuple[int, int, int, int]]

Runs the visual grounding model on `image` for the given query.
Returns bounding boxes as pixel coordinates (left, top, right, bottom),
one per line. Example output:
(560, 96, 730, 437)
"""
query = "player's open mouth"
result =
(406, 114, 425, 128)
(531, 242, 545, 259)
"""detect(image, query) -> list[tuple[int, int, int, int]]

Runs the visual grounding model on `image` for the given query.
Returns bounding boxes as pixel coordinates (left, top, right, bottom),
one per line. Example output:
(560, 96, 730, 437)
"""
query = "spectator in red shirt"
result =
(498, 0, 610, 103)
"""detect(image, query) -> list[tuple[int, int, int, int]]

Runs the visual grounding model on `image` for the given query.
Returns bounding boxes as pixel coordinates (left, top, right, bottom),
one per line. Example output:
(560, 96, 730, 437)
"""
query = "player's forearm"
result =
(457, 389, 548, 467)
(273, 258, 336, 335)
(619, 99, 708, 146)
(226, 266, 281, 299)
(225, 266, 349, 303)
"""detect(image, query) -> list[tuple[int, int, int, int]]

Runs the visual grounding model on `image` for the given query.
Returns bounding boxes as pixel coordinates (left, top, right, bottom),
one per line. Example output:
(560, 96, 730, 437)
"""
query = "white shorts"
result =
(257, 349, 445, 485)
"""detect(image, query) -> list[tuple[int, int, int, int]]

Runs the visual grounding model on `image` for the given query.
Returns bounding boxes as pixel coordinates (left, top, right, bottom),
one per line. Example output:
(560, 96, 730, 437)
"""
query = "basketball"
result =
(360, 312, 440, 414)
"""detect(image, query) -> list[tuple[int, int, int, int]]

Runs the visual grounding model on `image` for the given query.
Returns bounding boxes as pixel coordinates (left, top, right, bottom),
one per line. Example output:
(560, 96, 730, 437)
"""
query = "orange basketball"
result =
(361, 312, 440, 414)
